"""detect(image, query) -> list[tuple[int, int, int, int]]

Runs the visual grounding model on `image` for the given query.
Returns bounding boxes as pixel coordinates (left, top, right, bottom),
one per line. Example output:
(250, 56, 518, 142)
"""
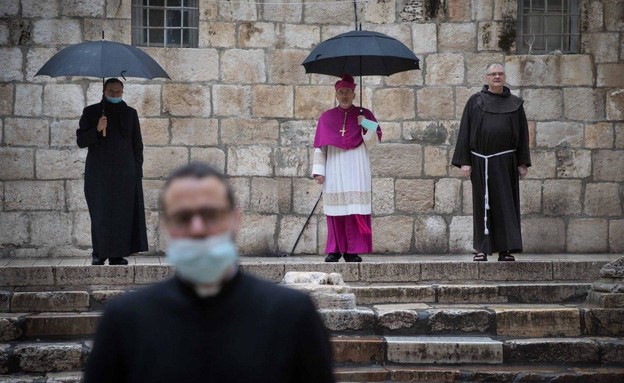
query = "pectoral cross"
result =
(340, 111, 348, 136)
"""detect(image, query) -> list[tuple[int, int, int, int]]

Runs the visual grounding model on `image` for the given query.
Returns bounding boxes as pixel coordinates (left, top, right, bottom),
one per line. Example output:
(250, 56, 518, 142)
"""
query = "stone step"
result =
(2, 337, 623, 374)
(0, 255, 615, 289)
(0, 283, 592, 314)
(3, 305, 623, 341)
(334, 364, 624, 382)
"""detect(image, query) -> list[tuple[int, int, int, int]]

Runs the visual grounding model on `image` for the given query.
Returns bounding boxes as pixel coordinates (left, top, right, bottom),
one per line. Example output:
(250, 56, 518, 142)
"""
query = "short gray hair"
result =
(485, 62, 505, 73)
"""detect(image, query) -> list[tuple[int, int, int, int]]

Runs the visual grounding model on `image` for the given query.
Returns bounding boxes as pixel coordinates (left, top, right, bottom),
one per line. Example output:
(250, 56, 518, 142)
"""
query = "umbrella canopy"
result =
(36, 40, 170, 80)
(302, 30, 419, 77)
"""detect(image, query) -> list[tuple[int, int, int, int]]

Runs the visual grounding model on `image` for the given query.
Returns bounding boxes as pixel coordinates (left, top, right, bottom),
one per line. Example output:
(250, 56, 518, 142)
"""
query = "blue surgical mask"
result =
(165, 232, 238, 285)
(105, 96, 123, 104)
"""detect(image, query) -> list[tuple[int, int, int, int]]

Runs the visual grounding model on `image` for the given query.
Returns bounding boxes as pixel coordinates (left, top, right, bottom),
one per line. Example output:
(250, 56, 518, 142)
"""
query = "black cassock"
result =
(452, 86, 531, 255)
(77, 100, 148, 258)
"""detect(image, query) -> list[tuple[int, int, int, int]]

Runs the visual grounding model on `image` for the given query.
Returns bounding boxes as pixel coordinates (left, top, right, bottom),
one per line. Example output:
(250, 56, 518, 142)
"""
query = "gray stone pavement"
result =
(1, 253, 622, 267)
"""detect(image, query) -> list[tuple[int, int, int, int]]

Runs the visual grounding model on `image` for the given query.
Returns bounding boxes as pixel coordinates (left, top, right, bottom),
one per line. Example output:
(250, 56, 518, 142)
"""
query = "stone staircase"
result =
(1, 254, 624, 382)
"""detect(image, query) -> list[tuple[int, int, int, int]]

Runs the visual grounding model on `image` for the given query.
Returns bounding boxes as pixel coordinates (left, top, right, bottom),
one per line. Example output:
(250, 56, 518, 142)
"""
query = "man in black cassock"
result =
(452, 63, 531, 262)
(77, 78, 148, 265)
(83, 163, 335, 383)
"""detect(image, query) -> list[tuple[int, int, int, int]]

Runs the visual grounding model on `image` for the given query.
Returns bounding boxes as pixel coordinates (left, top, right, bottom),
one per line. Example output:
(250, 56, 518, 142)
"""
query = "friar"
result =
(452, 63, 531, 262)
(77, 78, 148, 265)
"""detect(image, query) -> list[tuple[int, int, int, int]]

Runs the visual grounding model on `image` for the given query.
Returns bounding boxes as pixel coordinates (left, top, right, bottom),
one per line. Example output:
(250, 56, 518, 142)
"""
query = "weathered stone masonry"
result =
(0, 0, 622, 257)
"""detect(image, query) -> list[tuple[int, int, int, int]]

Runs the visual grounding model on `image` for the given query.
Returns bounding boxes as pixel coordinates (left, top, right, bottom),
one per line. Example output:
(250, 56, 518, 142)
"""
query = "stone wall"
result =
(0, 0, 622, 257)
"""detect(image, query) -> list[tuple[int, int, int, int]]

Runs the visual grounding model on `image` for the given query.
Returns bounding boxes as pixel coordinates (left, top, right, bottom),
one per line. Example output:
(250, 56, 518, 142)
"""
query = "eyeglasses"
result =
(486, 72, 506, 77)
(165, 207, 232, 228)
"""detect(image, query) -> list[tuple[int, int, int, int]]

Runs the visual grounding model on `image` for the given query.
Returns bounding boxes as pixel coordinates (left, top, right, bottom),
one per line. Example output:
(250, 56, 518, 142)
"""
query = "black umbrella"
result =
(302, 30, 419, 109)
(36, 38, 170, 137)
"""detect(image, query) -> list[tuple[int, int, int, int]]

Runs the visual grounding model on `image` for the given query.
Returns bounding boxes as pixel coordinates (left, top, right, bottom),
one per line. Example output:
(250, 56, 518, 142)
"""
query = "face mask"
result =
(165, 232, 238, 285)
(105, 96, 123, 104)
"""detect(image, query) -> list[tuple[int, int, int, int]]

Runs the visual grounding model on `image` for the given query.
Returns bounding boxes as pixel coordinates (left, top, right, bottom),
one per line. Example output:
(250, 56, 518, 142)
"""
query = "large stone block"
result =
(294, 86, 335, 119)
(227, 146, 273, 176)
(43, 84, 84, 118)
(607, 89, 624, 121)
(585, 122, 614, 149)
(280, 120, 316, 146)
(521, 218, 565, 253)
(31, 212, 72, 246)
(535, 121, 583, 148)
(542, 180, 582, 216)
(60, 0, 104, 16)
(479, 261, 553, 281)
(162, 84, 211, 117)
(499, 283, 588, 303)
(220, 118, 278, 145)
(414, 216, 448, 253)
(373, 88, 415, 120)
(604, 1, 624, 30)
(365, 0, 396, 23)
(73, 211, 91, 247)
(567, 219, 608, 252)
(525, 150, 556, 179)
(26, 312, 100, 337)
(416, 87, 454, 119)
(106, 0, 131, 18)
(15, 342, 85, 372)
(264, 0, 302, 22)
(0, 47, 22, 81)
(373, 216, 414, 253)
(5, 181, 65, 211)
(12, 292, 89, 312)
(143, 147, 188, 179)
(332, 336, 384, 364)
(593, 150, 624, 181)
(585, 183, 622, 216)
(395, 179, 434, 213)
(361, 262, 420, 282)
(0, 267, 54, 287)
(319, 308, 375, 331)
(122, 84, 161, 117)
(385, 336, 503, 364)
(83, 18, 131, 43)
(250, 178, 279, 213)
(449, 216, 473, 253)
(51, 119, 80, 147)
(477, 21, 507, 51)
(435, 178, 461, 214)
(584, 308, 624, 336)
(519, 180, 541, 215)
(0, 313, 23, 341)
(372, 178, 394, 215)
(563, 88, 605, 121)
(428, 309, 491, 333)
(229, 178, 250, 211)
(0, 212, 29, 246)
(239, 22, 275, 48)
(425, 54, 465, 85)
(412, 23, 437, 54)
(66, 180, 87, 211)
(473, 0, 494, 20)
(560, 55, 594, 86)
(353, 286, 435, 304)
(505, 55, 559, 87)
(439, 23, 476, 52)
(14, 84, 43, 117)
(610, 220, 624, 253)
(198, 21, 236, 47)
(221, 49, 265, 84)
(275, 147, 308, 177)
(292, 178, 321, 215)
(252, 85, 293, 118)
(583, 32, 619, 63)
(32, 19, 81, 45)
(279, 24, 319, 49)
(56, 266, 134, 286)
(304, 1, 354, 24)
(22, 0, 58, 17)
(616, 123, 624, 149)
(378, 308, 419, 330)
(26, 48, 57, 82)
(504, 338, 599, 364)
(437, 285, 503, 303)
(5, 118, 48, 147)
(522, 89, 562, 120)
(198, 0, 218, 20)
(496, 307, 581, 337)
(370, 144, 423, 177)
(171, 118, 218, 146)
(597, 64, 624, 88)
(0, 83, 13, 115)
(268, 50, 308, 85)
(556, 149, 591, 178)
(423, 146, 448, 177)
(238, 213, 279, 254)
(219, 0, 257, 20)
(139, 118, 169, 146)
(36, 149, 86, 180)
(462, 180, 473, 214)
(465, 54, 504, 85)
(278, 215, 317, 254)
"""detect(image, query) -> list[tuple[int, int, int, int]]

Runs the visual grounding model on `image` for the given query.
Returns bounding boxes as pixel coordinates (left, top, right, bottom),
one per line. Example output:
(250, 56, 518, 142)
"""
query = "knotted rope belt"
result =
(470, 149, 516, 235)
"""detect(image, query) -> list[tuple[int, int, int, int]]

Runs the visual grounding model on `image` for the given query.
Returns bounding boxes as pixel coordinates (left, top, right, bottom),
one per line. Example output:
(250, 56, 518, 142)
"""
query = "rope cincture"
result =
(470, 149, 516, 236)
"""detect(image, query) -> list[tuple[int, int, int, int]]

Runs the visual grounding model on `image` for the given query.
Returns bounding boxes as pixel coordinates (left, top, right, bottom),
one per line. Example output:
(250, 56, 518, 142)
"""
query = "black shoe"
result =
(91, 255, 107, 265)
(324, 253, 342, 262)
(344, 253, 362, 263)
(498, 252, 515, 262)
(108, 257, 129, 265)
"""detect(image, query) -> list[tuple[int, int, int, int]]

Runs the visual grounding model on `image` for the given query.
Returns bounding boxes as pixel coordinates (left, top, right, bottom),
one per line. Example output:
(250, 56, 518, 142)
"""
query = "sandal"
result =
(498, 252, 515, 262)
(473, 253, 488, 262)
